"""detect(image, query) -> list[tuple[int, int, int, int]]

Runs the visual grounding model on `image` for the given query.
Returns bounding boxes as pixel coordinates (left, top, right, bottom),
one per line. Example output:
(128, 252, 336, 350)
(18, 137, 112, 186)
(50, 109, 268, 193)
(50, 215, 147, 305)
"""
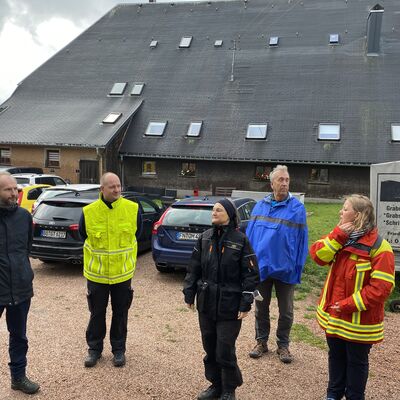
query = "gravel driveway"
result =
(1, 253, 399, 400)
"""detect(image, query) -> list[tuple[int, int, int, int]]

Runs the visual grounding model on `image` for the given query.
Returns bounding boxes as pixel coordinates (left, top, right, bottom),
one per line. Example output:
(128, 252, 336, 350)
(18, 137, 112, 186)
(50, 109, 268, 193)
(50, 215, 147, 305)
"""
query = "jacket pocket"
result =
(218, 287, 241, 319)
(88, 229, 106, 249)
(119, 223, 134, 247)
(196, 280, 209, 313)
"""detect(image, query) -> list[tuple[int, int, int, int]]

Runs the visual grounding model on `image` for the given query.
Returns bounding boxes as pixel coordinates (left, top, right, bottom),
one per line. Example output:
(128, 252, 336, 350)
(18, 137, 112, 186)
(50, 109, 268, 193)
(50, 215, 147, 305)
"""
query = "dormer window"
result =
(329, 34, 339, 44)
(318, 123, 340, 140)
(269, 36, 279, 46)
(246, 124, 268, 140)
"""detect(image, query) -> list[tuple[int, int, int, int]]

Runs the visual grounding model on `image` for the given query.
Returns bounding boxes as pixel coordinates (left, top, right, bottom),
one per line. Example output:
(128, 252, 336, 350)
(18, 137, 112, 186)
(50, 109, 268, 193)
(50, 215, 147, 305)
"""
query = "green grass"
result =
(290, 323, 327, 350)
(295, 203, 341, 298)
(298, 202, 400, 312)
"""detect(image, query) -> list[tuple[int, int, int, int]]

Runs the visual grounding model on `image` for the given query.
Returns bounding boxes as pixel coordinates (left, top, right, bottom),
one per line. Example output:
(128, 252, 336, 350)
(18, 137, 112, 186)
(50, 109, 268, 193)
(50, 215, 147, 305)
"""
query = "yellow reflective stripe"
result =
(371, 240, 393, 257)
(84, 269, 134, 281)
(371, 271, 396, 286)
(325, 326, 384, 342)
(349, 254, 358, 261)
(320, 269, 332, 309)
(317, 306, 382, 332)
(352, 292, 367, 312)
(352, 270, 364, 323)
(355, 263, 371, 272)
(84, 242, 136, 255)
(315, 238, 342, 262)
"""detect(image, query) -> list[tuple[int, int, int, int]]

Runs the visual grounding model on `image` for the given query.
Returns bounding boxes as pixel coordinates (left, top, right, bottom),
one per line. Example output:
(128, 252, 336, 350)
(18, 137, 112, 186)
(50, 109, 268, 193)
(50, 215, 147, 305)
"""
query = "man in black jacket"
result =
(0, 172, 39, 395)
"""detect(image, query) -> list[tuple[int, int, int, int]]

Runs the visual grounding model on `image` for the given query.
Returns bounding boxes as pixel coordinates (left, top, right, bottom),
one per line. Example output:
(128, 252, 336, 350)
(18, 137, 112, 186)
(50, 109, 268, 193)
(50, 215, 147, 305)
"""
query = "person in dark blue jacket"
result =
(0, 172, 40, 394)
(246, 165, 308, 364)
(184, 199, 259, 400)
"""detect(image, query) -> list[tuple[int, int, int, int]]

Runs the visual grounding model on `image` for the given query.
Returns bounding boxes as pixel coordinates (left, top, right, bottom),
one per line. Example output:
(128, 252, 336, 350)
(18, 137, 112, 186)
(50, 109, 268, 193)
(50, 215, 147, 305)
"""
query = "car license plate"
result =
(177, 232, 200, 241)
(41, 230, 66, 239)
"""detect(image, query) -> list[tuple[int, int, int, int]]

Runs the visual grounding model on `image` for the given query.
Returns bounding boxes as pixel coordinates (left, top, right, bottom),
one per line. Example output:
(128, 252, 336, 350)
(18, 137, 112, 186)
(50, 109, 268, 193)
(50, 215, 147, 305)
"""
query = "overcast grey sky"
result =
(0, 0, 193, 104)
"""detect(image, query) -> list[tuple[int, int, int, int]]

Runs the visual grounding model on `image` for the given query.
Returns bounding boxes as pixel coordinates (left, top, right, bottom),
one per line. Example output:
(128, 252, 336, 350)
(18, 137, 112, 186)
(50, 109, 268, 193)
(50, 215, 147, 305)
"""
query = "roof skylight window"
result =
(179, 36, 193, 48)
(187, 121, 203, 137)
(318, 123, 340, 140)
(102, 112, 122, 124)
(269, 36, 279, 46)
(131, 83, 145, 96)
(214, 40, 223, 47)
(150, 40, 158, 48)
(109, 82, 127, 96)
(329, 34, 339, 44)
(391, 124, 400, 141)
(246, 124, 268, 140)
(145, 121, 167, 136)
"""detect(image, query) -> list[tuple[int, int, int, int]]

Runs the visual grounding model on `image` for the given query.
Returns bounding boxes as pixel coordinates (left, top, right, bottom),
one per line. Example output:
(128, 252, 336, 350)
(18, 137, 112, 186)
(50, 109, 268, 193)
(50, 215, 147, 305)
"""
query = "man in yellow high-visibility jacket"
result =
(79, 172, 141, 368)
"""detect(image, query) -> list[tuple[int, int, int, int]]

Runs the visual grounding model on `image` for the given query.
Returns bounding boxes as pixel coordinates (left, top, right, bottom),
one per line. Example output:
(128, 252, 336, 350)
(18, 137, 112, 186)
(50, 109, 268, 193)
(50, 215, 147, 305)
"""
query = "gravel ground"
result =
(1, 252, 399, 400)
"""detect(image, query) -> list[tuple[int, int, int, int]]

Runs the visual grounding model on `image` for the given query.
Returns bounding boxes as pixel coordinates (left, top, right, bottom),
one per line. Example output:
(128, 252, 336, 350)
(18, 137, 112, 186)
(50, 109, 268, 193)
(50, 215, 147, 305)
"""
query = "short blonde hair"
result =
(269, 165, 289, 182)
(346, 194, 376, 231)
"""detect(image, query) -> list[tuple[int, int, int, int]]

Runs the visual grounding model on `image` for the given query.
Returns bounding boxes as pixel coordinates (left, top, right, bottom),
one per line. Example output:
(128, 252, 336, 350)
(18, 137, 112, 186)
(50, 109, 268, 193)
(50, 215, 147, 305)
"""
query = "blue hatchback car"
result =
(151, 196, 256, 272)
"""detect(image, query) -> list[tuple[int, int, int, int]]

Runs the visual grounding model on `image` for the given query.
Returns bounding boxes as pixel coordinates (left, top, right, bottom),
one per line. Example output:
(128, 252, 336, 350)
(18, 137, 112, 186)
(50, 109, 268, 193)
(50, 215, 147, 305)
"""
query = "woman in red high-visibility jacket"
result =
(309, 194, 395, 400)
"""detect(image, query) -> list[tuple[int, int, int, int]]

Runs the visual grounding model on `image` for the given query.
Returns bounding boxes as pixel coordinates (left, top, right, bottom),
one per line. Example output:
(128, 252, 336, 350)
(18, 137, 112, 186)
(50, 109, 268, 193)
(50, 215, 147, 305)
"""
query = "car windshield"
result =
(163, 206, 213, 227)
(15, 177, 30, 185)
(34, 202, 84, 221)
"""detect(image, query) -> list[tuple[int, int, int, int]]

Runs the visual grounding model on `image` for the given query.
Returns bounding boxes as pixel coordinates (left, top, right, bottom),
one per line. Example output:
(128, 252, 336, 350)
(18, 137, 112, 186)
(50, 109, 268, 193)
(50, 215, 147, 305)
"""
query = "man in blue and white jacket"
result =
(246, 165, 308, 363)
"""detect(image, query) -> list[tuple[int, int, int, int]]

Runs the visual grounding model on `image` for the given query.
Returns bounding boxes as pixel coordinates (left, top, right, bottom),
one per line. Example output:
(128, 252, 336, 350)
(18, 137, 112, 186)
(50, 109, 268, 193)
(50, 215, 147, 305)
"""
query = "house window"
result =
(187, 121, 203, 137)
(103, 112, 122, 124)
(179, 36, 193, 48)
(246, 124, 268, 140)
(391, 124, 400, 141)
(0, 148, 11, 164)
(254, 165, 271, 181)
(46, 150, 60, 168)
(109, 82, 127, 96)
(150, 40, 158, 48)
(269, 36, 279, 46)
(131, 83, 145, 96)
(318, 123, 340, 140)
(309, 168, 329, 183)
(180, 162, 196, 177)
(145, 121, 167, 136)
(329, 34, 339, 44)
(214, 40, 223, 47)
(142, 161, 156, 175)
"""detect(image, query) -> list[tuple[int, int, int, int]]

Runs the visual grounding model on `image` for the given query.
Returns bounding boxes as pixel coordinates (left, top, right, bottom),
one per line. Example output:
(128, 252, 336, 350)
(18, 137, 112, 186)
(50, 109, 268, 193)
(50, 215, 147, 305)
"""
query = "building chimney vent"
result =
(366, 4, 384, 56)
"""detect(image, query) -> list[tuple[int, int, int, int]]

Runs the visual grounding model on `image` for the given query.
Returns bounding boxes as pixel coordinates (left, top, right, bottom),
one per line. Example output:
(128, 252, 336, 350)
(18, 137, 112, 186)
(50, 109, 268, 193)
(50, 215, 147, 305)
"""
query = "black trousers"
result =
(326, 336, 372, 400)
(0, 299, 31, 379)
(198, 313, 243, 392)
(86, 279, 133, 354)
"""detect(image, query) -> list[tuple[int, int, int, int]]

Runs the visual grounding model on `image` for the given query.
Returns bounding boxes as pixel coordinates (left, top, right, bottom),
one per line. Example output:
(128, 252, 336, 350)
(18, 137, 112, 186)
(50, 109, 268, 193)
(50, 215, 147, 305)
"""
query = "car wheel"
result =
(155, 264, 174, 273)
(389, 299, 400, 313)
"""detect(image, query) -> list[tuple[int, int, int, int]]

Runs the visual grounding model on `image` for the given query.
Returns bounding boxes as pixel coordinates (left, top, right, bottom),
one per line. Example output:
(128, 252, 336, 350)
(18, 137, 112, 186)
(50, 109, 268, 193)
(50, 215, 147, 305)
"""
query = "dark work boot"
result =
(219, 391, 236, 400)
(11, 376, 40, 394)
(84, 351, 101, 368)
(197, 384, 222, 400)
(112, 351, 126, 367)
(249, 340, 268, 358)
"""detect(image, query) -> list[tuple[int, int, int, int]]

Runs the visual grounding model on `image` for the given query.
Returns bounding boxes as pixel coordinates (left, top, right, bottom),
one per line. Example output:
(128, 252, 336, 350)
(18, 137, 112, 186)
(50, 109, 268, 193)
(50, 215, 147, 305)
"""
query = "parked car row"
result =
(151, 196, 257, 273)
(30, 188, 164, 263)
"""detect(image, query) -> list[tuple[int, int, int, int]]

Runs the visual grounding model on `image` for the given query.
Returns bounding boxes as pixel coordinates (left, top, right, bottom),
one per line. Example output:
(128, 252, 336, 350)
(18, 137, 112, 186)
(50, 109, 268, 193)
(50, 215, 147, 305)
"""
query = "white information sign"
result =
(370, 161, 400, 271)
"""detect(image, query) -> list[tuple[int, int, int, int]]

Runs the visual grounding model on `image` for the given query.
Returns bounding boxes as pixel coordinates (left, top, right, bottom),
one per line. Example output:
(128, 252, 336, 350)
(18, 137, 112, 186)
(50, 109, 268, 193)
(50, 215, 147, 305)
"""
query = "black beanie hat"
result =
(218, 198, 238, 226)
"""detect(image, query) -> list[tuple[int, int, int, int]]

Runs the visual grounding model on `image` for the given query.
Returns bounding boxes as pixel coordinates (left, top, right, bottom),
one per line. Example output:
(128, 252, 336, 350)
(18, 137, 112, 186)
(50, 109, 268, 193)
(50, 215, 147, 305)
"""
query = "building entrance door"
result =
(79, 160, 99, 184)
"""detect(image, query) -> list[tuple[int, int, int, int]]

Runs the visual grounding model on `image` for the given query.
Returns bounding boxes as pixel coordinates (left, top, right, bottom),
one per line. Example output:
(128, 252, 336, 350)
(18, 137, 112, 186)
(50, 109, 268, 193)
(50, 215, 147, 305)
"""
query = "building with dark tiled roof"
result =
(1, 0, 399, 196)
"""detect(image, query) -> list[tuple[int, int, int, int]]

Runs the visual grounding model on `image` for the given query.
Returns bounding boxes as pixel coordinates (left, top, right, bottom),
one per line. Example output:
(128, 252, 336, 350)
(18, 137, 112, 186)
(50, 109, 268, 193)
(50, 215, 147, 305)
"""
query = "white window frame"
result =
(46, 149, 60, 168)
(179, 36, 193, 48)
(103, 112, 122, 124)
(391, 124, 400, 141)
(318, 123, 341, 141)
(145, 121, 167, 137)
(246, 124, 268, 140)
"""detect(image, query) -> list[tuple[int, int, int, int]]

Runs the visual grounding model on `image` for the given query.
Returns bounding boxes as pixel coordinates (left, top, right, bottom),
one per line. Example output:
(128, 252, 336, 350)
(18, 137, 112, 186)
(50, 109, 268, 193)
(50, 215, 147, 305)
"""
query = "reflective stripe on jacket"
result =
(83, 196, 138, 285)
(310, 226, 395, 344)
(245, 193, 308, 284)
